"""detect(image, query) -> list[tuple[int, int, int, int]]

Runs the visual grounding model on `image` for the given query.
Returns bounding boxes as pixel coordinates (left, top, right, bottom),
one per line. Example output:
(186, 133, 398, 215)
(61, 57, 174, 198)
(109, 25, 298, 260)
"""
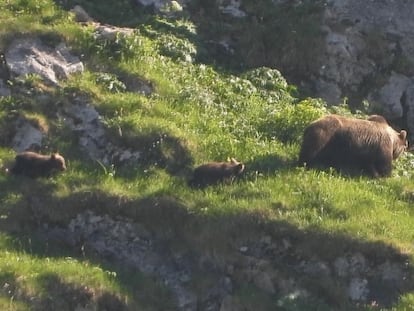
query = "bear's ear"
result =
(237, 163, 245, 172)
(400, 130, 407, 141)
(230, 157, 239, 164)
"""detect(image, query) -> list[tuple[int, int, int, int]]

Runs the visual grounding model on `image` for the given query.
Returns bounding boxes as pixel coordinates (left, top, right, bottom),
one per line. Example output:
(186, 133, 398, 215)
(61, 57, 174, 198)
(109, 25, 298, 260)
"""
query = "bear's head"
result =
(392, 130, 408, 159)
(50, 153, 67, 171)
(229, 158, 245, 175)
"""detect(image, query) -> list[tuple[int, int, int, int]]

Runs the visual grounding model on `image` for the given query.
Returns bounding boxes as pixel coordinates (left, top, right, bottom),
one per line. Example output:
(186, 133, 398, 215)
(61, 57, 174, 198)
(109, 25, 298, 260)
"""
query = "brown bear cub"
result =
(299, 114, 408, 178)
(9, 151, 67, 178)
(189, 158, 245, 187)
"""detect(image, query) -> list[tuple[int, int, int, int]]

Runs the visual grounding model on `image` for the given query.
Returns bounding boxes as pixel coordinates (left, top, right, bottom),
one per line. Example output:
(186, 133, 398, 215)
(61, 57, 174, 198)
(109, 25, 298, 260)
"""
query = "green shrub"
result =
(157, 34, 197, 62)
(95, 72, 127, 93)
(258, 98, 327, 143)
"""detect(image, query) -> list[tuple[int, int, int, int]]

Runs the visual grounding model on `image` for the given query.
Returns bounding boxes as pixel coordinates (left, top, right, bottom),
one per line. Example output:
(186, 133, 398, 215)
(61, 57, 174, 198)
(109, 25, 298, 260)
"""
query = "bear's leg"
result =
(373, 152, 393, 177)
(299, 128, 328, 167)
(366, 163, 380, 178)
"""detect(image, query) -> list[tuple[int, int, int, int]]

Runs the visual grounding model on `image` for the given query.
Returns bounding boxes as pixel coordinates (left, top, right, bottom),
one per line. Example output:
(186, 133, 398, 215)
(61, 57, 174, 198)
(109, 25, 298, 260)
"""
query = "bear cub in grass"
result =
(9, 151, 67, 178)
(189, 158, 245, 187)
(299, 114, 408, 178)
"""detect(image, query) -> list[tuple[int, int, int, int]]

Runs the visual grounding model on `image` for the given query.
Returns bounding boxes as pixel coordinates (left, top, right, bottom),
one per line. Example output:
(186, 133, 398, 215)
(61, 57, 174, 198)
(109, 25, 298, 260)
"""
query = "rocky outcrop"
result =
(11, 117, 44, 152)
(5, 38, 84, 85)
(58, 98, 141, 165)
(0, 37, 83, 152)
(67, 211, 198, 310)
(41, 210, 234, 311)
(316, 0, 414, 136)
(2, 25, 151, 161)
(38, 210, 412, 310)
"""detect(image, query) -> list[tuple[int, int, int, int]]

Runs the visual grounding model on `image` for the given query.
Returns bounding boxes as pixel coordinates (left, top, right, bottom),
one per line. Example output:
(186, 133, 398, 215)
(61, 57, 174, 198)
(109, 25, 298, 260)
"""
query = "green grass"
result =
(1, 0, 414, 310)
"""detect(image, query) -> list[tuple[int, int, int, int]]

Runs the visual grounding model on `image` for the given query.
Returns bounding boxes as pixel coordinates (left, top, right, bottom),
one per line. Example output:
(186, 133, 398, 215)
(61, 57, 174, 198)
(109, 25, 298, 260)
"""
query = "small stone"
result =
(239, 246, 248, 253)
(348, 278, 369, 301)
(260, 235, 272, 245)
(282, 238, 291, 249)
(220, 295, 241, 311)
(253, 272, 276, 294)
(334, 257, 349, 277)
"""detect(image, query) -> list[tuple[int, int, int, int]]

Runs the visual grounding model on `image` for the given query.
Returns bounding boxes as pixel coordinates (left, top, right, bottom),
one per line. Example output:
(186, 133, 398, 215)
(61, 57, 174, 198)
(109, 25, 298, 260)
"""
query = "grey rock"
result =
(253, 271, 276, 294)
(301, 260, 331, 277)
(65, 211, 198, 311)
(59, 101, 141, 165)
(5, 38, 84, 85)
(94, 25, 134, 41)
(368, 73, 411, 119)
(0, 80, 11, 97)
(219, 296, 240, 311)
(137, 0, 166, 8)
(11, 118, 44, 152)
(239, 246, 248, 253)
(349, 253, 368, 276)
(219, 0, 246, 18)
(403, 83, 414, 140)
(319, 28, 375, 96)
(380, 261, 404, 283)
(348, 278, 369, 301)
(334, 256, 349, 277)
(314, 79, 342, 105)
(307, 0, 414, 129)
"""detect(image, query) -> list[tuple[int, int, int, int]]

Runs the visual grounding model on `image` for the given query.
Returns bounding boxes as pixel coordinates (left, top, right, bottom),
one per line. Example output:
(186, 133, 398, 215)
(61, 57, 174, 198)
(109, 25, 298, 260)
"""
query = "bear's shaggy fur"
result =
(189, 158, 245, 187)
(299, 114, 408, 177)
(9, 151, 67, 178)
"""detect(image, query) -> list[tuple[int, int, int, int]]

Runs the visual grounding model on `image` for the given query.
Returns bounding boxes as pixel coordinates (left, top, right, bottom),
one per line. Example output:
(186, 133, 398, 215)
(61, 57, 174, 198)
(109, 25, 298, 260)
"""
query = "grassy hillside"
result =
(1, 0, 414, 310)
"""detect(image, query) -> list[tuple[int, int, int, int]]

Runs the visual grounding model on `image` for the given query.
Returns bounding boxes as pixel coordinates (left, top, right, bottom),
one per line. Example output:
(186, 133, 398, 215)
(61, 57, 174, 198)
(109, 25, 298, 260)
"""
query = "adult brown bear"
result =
(298, 114, 408, 177)
(189, 158, 245, 187)
(8, 151, 67, 178)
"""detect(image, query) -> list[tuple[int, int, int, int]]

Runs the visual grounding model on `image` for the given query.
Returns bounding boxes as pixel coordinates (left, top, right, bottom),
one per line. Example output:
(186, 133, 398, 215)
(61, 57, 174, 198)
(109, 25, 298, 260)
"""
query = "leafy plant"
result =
(95, 72, 126, 93)
(157, 34, 197, 62)
(259, 98, 327, 143)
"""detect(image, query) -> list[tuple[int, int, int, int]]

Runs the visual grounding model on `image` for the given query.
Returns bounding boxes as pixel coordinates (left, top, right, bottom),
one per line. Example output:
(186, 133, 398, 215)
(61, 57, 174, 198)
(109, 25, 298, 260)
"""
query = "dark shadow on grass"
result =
(34, 273, 96, 311)
(0, 189, 413, 309)
(115, 69, 154, 95)
(54, 0, 150, 26)
(113, 132, 194, 178)
(0, 271, 129, 311)
(0, 175, 62, 232)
